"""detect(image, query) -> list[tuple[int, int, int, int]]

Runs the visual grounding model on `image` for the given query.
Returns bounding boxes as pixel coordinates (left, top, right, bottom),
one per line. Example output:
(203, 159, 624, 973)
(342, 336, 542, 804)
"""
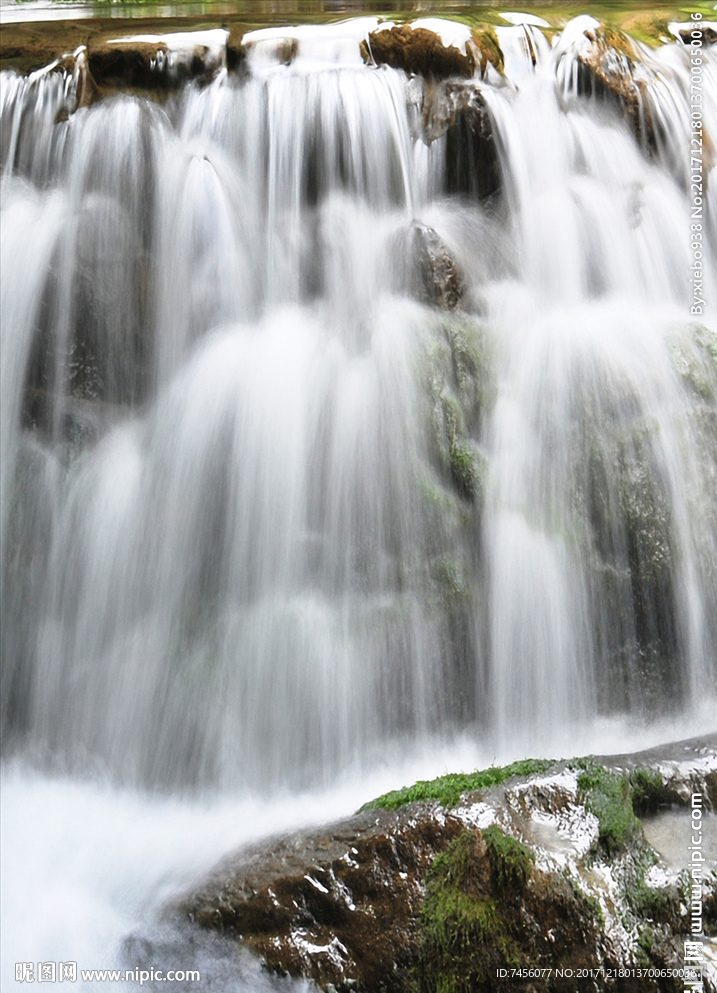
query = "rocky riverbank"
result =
(175, 736, 717, 992)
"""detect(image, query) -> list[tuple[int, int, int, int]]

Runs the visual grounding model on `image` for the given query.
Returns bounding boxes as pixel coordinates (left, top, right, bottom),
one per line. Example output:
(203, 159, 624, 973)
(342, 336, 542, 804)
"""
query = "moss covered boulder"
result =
(177, 737, 717, 993)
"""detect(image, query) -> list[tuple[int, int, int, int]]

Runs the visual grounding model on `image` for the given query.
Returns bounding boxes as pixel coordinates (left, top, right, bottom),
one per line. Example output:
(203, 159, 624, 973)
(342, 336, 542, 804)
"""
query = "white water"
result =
(1, 16, 716, 989)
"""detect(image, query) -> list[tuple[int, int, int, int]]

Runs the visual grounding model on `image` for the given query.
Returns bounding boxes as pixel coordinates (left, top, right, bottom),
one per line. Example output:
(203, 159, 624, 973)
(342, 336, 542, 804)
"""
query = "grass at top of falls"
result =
(359, 758, 556, 812)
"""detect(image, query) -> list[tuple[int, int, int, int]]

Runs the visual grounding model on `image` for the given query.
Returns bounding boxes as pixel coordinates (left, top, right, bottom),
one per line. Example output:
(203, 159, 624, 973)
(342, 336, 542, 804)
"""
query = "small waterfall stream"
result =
(1, 14, 716, 988)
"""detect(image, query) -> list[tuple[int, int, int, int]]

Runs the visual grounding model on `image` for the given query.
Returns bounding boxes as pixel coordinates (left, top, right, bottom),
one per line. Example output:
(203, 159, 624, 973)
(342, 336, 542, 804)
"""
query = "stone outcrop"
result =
(361, 23, 504, 82)
(362, 25, 474, 81)
(401, 222, 463, 311)
(554, 18, 659, 151)
(88, 30, 228, 91)
(178, 736, 717, 993)
(422, 81, 502, 201)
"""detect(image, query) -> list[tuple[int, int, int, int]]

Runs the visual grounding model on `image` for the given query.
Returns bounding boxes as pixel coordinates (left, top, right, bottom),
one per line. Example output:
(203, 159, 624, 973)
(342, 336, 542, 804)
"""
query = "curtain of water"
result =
(1, 25, 716, 794)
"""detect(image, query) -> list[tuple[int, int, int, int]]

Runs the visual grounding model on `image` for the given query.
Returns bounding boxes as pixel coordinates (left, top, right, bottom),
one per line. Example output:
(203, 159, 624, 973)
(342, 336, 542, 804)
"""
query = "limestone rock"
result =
(402, 222, 463, 311)
(363, 24, 475, 81)
(555, 18, 657, 150)
(184, 806, 466, 991)
(177, 737, 717, 993)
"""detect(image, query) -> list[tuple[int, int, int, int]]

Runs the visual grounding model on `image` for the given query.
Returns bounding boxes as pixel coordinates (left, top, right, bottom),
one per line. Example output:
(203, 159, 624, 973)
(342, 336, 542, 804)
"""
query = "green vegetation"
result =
(426, 316, 492, 508)
(449, 439, 479, 500)
(430, 556, 470, 606)
(416, 830, 529, 993)
(360, 758, 555, 811)
(482, 825, 534, 892)
(630, 766, 663, 815)
(574, 762, 643, 856)
(472, 28, 504, 76)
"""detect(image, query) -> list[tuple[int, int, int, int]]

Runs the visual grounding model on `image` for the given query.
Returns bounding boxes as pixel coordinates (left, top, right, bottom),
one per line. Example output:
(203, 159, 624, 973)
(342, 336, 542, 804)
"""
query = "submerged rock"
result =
(400, 222, 463, 310)
(418, 80, 503, 202)
(178, 737, 717, 992)
(88, 29, 228, 90)
(555, 17, 657, 151)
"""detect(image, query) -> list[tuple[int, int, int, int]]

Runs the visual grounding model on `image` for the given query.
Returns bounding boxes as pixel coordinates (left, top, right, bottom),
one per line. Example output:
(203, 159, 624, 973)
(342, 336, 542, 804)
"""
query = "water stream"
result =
(1, 14, 716, 988)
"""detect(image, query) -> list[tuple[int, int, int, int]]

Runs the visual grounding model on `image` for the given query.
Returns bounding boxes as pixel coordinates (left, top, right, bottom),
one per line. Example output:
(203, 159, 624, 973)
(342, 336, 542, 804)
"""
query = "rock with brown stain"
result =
(183, 805, 466, 992)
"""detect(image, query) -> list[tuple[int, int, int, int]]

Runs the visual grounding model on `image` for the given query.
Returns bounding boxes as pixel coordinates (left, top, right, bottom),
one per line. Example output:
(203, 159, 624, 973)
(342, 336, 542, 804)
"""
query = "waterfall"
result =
(2, 19, 716, 791)
(1, 14, 716, 985)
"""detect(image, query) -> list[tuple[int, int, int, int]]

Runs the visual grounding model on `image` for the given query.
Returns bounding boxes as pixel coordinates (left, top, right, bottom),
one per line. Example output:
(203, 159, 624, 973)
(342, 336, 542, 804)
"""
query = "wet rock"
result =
(184, 806, 466, 991)
(179, 738, 717, 993)
(402, 222, 463, 311)
(362, 22, 505, 83)
(422, 82, 502, 202)
(89, 41, 174, 89)
(678, 25, 717, 47)
(88, 30, 228, 90)
(363, 24, 474, 80)
(555, 18, 657, 151)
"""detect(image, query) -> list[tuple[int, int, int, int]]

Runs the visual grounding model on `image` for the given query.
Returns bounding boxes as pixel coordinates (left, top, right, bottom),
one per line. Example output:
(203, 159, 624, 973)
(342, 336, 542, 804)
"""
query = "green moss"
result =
(623, 848, 683, 929)
(472, 28, 504, 76)
(669, 325, 717, 402)
(575, 762, 643, 857)
(601, 24, 637, 65)
(424, 317, 493, 510)
(449, 439, 479, 500)
(360, 758, 555, 812)
(430, 556, 469, 605)
(636, 924, 654, 967)
(630, 767, 663, 815)
(561, 869, 605, 929)
(482, 825, 534, 892)
(417, 831, 521, 993)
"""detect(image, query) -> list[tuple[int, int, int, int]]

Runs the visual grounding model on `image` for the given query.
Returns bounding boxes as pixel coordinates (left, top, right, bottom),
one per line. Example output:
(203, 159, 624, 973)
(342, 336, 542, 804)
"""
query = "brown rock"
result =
(568, 24, 656, 151)
(679, 25, 717, 46)
(405, 223, 463, 310)
(363, 25, 474, 81)
(183, 805, 465, 991)
(423, 81, 502, 201)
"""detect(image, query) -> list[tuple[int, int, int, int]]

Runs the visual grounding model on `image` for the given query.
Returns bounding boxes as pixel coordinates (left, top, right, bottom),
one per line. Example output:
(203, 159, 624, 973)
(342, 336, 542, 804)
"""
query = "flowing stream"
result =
(1, 13, 716, 989)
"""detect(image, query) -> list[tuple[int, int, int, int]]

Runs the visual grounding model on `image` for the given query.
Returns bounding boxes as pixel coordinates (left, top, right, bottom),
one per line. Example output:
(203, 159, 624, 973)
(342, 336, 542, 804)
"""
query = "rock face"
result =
(402, 223, 463, 311)
(186, 806, 465, 991)
(88, 30, 228, 91)
(180, 737, 717, 993)
(554, 19, 659, 151)
(362, 25, 474, 81)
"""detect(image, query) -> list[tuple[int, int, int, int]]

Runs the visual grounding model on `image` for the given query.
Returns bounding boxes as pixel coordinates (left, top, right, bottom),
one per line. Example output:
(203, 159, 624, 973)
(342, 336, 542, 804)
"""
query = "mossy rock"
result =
(482, 824, 534, 891)
(360, 758, 556, 812)
(630, 767, 663, 815)
(416, 827, 606, 993)
(579, 398, 684, 715)
(470, 28, 504, 77)
(575, 762, 643, 857)
(425, 315, 493, 509)
(364, 25, 474, 80)
(416, 831, 525, 993)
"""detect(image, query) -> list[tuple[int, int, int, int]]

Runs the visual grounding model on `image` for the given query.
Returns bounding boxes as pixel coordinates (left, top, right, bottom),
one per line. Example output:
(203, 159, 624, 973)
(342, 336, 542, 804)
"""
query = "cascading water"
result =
(1, 13, 716, 989)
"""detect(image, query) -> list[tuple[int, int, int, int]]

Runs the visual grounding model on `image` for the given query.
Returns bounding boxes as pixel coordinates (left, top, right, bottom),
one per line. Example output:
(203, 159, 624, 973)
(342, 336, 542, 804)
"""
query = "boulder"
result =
(362, 22, 504, 83)
(88, 29, 228, 90)
(555, 18, 657, 151)
(178, 737, 717, 993)
(403, 222, 463, 310)
(184, 805, 466, 991)
(362, 24, 474, 80)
